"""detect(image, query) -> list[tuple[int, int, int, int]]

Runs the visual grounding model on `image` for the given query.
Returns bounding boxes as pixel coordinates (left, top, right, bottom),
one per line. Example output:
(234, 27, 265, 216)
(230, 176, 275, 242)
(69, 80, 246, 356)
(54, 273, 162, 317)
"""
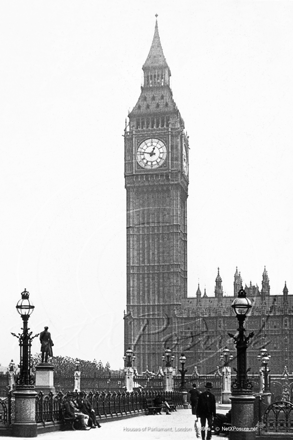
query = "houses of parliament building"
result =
(123, 19, 292, 377)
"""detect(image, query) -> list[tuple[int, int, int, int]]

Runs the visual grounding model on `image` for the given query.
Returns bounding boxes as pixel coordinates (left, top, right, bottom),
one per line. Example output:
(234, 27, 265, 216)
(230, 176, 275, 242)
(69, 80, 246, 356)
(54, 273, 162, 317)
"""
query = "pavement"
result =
(2, 405, 231, 440)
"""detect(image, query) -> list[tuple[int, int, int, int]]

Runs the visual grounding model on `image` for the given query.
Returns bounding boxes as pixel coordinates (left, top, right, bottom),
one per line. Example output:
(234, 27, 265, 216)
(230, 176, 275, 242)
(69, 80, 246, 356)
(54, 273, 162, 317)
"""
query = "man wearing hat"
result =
(196, 382, 216, 440)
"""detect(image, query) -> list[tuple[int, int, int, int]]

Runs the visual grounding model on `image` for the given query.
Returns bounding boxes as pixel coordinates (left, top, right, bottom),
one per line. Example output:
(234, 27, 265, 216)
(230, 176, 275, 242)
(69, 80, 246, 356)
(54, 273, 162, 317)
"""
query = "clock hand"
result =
(144, 147, 156, 156)
(149, 146, 156, 157)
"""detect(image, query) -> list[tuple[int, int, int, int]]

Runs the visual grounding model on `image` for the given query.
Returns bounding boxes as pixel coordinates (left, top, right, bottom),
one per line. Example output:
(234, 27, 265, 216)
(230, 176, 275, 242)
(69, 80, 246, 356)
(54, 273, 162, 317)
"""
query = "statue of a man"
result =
(40, 326, 54, 363)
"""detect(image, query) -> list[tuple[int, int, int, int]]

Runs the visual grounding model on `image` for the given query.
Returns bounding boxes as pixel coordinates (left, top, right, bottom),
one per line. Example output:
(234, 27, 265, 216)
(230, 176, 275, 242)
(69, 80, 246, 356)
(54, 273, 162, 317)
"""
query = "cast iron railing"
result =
(0, 392, 13, 427)
(261, 400, 293, 433)
(34, 390, 184, 425)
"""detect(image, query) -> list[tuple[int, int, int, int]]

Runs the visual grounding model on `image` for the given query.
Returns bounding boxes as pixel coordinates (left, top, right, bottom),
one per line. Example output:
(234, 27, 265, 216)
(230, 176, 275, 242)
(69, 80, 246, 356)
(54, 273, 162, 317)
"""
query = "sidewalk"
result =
(41, 405, 229, 440)
(1, 405, 230, 439)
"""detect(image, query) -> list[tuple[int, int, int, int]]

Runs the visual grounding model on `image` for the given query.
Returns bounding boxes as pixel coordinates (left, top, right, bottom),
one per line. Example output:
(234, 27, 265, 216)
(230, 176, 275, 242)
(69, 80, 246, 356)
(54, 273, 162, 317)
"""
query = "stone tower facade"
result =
(123, 21, 292, 377)
(124, 19, 189, 372)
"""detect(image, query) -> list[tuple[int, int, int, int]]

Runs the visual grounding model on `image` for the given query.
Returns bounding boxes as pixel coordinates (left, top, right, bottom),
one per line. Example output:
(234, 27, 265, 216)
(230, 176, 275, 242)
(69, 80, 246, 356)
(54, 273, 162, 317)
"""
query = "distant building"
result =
(179, 267, 291, 375)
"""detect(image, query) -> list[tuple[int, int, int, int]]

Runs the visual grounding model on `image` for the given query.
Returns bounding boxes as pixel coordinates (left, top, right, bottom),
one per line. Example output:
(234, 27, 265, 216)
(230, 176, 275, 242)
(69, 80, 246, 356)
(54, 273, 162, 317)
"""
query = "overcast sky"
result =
(0, 0, 292, 370)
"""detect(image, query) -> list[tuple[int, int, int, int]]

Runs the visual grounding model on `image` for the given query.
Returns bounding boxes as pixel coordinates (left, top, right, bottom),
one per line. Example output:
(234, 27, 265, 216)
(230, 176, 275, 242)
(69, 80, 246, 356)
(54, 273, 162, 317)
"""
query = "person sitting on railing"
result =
(76, 396, 101, 428)
(154, 394, 171, 415)
(63, 396, 90, 430)
(213, 409, 231, 435)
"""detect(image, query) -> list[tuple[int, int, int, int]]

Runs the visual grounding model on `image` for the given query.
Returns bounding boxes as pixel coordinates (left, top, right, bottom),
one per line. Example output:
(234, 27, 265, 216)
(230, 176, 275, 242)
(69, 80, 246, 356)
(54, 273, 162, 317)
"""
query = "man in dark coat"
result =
(189, 383, 201, 415)
(189, 383, 201, 438)
(40, 326, 54, 363)
(196, 382, 216, 440)
(76, 396, 101, 428)
(63, 397, 89, 430)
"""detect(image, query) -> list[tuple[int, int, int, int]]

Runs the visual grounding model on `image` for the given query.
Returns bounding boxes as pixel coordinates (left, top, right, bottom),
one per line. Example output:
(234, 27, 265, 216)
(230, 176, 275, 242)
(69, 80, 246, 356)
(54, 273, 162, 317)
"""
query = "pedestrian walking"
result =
(189, 383, 201, 437)
(196, 382, 216, 440)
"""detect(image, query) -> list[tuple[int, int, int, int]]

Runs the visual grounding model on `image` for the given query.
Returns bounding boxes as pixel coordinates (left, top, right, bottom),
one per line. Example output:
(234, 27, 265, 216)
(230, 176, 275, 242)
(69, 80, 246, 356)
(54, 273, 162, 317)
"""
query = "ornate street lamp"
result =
(11, 289, 38, 387)
(179, 353, 187, 390)
(162, 347, 174, 368)
(11, 289, 39, 437)
(258, 347, 271, 393)
(124, 347, 135, 368)
(228, 288, 256, 440)
(229, 288, 254, 393)
(179, 353, 188, 408)
(220, 346, 233, 366)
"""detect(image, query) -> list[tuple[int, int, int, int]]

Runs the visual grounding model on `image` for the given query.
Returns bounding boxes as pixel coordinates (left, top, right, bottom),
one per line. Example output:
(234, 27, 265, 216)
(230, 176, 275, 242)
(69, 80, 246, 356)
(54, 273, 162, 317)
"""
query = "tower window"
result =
(146, 104, 150, 109)
(137, 105, 141, 110)
(152, 95, 156, 101)
(160, 94, 164, 100)
(165, 102, 169, 107)
(143, 96, 147, 102)
(156, 103, 160, 108)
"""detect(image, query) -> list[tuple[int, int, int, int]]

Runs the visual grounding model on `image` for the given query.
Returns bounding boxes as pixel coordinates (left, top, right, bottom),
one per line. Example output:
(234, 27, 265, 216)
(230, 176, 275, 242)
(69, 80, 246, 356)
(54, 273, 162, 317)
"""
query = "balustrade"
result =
(1, 389, 184, 432)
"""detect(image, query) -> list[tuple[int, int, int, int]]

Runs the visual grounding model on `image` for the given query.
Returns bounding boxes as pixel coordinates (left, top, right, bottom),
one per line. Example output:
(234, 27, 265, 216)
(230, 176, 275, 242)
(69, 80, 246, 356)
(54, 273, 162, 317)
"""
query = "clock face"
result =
(182, 143, 188, 176)
(136, 139, 167, 170)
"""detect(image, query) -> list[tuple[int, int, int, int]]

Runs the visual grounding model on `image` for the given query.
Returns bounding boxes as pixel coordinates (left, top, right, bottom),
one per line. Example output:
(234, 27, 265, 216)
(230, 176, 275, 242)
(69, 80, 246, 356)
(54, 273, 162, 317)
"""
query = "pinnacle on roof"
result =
(216, 267, 222, 282)
(143, 17, 170, 72)
(196, 284, 202, 297)
(262, 266, 269, 281)
(283, 282, 288, 295)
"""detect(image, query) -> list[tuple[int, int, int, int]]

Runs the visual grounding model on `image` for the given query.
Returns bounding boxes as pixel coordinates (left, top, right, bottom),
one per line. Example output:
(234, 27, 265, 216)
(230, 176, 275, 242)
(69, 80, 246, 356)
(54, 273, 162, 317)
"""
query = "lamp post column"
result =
(11, 289, 38, 438)
(179, 354, 188, 409)
(229, 288, 256, 440)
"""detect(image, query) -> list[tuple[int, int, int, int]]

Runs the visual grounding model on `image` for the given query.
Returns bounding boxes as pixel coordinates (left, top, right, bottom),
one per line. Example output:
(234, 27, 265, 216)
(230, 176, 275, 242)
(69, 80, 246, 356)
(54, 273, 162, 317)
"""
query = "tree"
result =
(32, 353, 115, 378)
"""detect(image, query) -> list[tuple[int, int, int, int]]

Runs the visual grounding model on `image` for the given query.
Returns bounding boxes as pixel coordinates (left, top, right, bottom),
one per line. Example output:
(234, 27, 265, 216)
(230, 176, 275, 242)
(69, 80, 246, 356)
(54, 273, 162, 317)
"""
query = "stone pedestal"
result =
(74, 370, 81, 392)
(8, 371, 15, 391)
(230, 394, 256, 440)
(222, 366, 232, 403)
(35, 363, 55, 394)
(222, 390, 232, 404)
(12, 387, 38, 437)
(125, 367, 134, 392)
(182, 390, 188, 409)
(163, 369, 174, 392)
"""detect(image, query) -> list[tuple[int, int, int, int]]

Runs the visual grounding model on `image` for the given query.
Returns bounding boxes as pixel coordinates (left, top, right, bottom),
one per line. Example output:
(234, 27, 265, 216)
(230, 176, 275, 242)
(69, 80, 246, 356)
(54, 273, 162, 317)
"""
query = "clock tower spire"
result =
(124, 18, 189, 372)
(142, 17, 171, 87)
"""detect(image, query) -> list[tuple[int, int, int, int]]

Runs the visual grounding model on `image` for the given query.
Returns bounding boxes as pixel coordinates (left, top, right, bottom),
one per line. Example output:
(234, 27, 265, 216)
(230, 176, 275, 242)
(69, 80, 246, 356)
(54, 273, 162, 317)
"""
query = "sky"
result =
(0, 0, 293, 370)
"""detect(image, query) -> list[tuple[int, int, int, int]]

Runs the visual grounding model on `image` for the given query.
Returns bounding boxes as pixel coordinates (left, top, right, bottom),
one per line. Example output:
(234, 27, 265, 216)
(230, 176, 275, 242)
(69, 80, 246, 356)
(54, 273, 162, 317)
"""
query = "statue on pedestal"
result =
(40, 326, 54, 363)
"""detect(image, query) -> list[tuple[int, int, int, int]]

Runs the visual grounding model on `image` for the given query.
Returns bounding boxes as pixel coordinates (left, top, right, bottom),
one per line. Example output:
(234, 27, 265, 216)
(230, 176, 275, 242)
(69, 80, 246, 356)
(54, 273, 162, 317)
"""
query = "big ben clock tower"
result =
(124, 18, 189, 372)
